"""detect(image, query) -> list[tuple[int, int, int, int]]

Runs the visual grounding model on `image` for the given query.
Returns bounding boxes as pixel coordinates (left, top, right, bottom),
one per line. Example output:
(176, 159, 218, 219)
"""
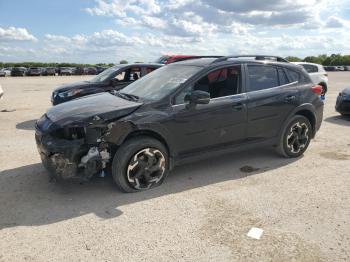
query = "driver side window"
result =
(174, 85, 192, 105)
(173, 66, 241, 105)
(114, 71, 125, 81)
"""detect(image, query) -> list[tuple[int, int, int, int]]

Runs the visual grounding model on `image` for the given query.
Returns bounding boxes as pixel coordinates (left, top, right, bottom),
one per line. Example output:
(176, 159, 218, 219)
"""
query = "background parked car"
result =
(11, 67, 27, 76)
(96, 66, 108, 74)
(59, 67, 74, 76)
(0, 85, 3, 99)
(74, 67, 87, 75)
(26, 67, 43, 76)
(0, 68, 11, 77)
(336, 87, 350, 116)
(42, 67, 56, 76)
(324, 66, 336, 71)
(51, 63, 162, 105)
(335, 66, 345, 71)
(87, 67, 98, 75)
(292, 62, 328, 95)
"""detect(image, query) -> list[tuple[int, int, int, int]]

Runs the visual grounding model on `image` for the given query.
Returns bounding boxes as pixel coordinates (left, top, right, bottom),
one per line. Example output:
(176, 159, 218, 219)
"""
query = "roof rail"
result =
(211, 55, 289, 64)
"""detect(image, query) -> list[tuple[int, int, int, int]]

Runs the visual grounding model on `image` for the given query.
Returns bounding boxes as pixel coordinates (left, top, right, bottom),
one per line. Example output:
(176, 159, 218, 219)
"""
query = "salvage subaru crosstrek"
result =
(35, 55, 324, 192)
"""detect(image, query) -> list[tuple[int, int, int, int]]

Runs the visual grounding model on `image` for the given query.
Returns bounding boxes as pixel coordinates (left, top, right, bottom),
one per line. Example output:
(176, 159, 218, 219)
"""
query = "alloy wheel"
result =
(286, 122, 309, 154)
(127, 148, 166, 190)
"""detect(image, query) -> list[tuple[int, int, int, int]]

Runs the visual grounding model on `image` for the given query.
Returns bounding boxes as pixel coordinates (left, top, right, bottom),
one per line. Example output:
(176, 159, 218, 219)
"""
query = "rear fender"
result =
(278, 103, 318, 139)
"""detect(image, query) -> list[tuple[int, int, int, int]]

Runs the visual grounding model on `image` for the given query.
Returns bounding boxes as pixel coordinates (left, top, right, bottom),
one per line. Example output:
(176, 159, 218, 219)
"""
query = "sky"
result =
(0, 0, 350, 63)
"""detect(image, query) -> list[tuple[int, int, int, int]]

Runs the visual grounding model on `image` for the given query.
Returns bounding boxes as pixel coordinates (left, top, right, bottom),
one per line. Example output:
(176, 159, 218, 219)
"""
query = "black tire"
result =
(320, 83, 327, 95)
(276, 115, 312, 158)
(111, 136, 169, 192)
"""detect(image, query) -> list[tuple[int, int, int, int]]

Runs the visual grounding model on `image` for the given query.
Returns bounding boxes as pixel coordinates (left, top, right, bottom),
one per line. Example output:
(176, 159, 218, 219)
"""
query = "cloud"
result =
(86, 0, 128, 17)
(86, 0, 331, 39)
(325, 16, 345, 28)
(203, 0, 318, 13)
(2, 0, 350, 63)
(0, 26, 37, 41)
(86, 0, 160, 17)
(45, 34, 72, 43)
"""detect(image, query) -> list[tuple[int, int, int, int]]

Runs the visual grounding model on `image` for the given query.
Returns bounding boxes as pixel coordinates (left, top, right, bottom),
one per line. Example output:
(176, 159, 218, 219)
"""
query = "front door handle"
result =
(232, 102, 244, 111)
(284, 95, 296, 103)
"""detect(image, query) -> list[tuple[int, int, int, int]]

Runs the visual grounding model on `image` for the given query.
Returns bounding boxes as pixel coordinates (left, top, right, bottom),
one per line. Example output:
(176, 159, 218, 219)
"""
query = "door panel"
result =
(169, 94, 247, 156)
(246, 64, 299, 140)
(247, 84, 299, 139)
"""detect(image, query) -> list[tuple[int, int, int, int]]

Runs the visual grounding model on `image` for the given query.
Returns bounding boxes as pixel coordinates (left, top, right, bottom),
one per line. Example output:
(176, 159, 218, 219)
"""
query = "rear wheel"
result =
(276, 115, 312, 158)
(320, 83, 327, 96)
(111, 136, 169, 192)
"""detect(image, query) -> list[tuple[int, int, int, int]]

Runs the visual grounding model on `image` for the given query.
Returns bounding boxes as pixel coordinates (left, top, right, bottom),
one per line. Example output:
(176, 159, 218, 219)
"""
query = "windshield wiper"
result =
(112, 91, 139, 101)
(119, 92, 139, 101)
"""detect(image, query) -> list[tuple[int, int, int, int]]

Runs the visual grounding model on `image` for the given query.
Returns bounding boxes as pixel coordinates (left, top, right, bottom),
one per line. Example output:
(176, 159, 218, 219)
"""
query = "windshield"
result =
(90, 66, 120, 83)
(121, 64, 201, 101)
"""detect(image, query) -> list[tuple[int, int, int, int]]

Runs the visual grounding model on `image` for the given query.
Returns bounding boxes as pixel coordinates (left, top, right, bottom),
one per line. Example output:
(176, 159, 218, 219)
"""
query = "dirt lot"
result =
(0, 73, 349, 261)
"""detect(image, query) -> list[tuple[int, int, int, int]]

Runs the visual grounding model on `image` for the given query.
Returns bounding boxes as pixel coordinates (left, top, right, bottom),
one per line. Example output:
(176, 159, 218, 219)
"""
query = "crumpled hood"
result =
(54, 81, 101, 93)
(46, 92, 142, 126)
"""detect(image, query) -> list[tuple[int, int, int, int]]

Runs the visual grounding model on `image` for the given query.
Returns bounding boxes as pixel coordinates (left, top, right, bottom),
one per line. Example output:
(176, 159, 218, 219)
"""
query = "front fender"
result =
(103, 110, 174, 154)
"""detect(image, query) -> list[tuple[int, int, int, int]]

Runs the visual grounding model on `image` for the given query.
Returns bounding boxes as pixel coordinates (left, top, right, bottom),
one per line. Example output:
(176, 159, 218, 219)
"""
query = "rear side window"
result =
(301, 64, 318, 73)
(277, 68, 289, 85)
(285, 68, 311, 84)
(285, 69, 299, 82)
(247, 65, 278, 91)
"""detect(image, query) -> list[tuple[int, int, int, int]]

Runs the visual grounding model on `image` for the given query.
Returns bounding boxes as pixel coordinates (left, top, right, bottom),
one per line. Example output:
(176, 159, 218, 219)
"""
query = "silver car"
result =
(0, 85, 4, 99)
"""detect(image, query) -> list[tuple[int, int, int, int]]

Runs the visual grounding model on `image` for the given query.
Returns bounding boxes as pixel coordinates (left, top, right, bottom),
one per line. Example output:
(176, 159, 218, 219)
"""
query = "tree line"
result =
(285, 54, 350, 66)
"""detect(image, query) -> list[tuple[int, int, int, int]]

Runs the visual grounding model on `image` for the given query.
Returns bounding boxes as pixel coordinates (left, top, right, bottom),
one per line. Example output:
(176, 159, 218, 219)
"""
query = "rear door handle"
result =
(232, 102, 244, 111)
(284, 95, 296, 103)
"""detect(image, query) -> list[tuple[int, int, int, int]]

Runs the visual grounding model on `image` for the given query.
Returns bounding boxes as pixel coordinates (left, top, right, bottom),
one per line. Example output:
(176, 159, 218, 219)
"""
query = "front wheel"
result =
(111, 137, 169, 192)
(276, 115, 312, 158)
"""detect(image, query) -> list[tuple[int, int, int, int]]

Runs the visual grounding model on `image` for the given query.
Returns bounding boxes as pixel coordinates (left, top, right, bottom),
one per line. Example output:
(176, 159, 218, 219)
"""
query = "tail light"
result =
(312, 85, 323, 96)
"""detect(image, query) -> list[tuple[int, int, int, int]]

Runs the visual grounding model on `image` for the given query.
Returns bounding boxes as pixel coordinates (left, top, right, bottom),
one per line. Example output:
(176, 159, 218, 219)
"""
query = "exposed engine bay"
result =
(36, 115, 113, 180)
(35, 92, 142, 180)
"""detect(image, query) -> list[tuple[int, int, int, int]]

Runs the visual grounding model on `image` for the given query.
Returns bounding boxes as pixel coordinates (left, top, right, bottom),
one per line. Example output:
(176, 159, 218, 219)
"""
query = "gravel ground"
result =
(0, 73, 349, 262)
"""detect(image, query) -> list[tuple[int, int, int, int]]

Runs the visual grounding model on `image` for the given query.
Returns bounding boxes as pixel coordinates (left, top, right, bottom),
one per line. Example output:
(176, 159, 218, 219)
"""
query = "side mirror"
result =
(184, 90, 210, 105)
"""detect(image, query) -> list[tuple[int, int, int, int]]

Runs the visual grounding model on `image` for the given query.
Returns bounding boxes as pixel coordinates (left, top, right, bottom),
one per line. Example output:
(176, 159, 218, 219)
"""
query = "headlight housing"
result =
(58, 89, 82, 98)
(339, 92, 350, 98)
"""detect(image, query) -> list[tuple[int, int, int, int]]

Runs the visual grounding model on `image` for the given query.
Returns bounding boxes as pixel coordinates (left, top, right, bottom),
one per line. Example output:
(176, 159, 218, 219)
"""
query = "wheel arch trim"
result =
(281, 104, 318, 138)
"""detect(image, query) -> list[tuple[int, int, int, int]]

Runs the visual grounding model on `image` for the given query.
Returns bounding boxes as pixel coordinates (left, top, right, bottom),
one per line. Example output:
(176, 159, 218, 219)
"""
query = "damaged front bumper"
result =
(35, 123, 110, 181)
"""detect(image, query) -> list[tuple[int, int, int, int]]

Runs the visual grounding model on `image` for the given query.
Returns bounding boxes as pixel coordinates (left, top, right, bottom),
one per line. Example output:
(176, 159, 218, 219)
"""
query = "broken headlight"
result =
(36, 114, 58, 132)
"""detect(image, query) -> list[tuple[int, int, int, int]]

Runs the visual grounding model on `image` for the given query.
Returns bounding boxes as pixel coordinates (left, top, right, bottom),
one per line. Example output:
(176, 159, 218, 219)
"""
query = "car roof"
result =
(172, 58, 218, 66)
(173, 57, 303, 71)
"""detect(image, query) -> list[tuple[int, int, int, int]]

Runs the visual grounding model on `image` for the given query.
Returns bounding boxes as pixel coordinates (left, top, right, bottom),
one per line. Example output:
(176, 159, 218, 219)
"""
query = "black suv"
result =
(11, 67, 27, 76)
(51, 63, 162, 105)
(35, 56, 324, 192)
